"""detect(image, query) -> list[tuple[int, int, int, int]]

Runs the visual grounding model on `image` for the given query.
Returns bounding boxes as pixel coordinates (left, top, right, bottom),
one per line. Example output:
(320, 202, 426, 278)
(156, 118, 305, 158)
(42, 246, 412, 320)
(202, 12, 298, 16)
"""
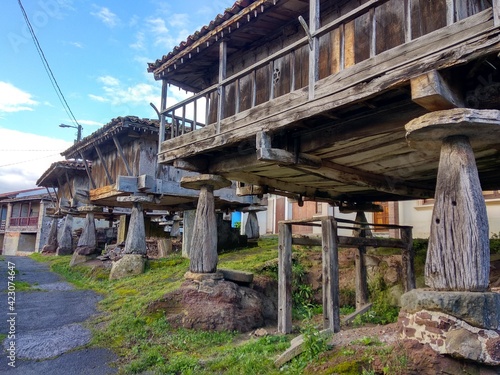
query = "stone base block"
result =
(184, 271, 224, 281)
(109, 254, 145, 280)
(400, 289, 500, 365)
(401, 289, 500, 330)
(69, 252, 97, 267)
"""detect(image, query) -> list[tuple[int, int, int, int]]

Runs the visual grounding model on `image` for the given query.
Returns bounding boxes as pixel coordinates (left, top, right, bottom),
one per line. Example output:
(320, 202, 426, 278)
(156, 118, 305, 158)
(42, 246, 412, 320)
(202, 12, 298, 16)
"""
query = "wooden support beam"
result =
(113, 135, 133, 176)
(257, 147, 322, 169)
(116, 176, 138, 193)
(321, 218, 340, 333)
(95, 144, 113, 185)
(137, 175, 155, 192)
(278, 222, 292, 334)
(494, 0, 500, 27)
(217, 40, 227, 134)
(309, 0, 320, 100)
(339, 202, 383, 213)
(353, 212, 370, 310)
(411, 70, 464, 111)
(173, 157, 209, 172)
(401, 226, 416, 292)
(79, 151, 96, 189)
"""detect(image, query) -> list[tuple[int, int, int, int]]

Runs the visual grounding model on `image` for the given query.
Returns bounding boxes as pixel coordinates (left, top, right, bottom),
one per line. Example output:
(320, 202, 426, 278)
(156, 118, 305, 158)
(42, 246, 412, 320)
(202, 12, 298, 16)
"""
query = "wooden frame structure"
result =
(277, 215, 414, 334)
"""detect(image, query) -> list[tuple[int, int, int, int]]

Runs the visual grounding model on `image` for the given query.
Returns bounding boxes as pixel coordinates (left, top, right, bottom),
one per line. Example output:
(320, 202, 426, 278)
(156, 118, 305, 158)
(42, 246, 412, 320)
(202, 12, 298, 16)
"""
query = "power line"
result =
(0, 153, 61, 168)
(17, 0, 82, 131)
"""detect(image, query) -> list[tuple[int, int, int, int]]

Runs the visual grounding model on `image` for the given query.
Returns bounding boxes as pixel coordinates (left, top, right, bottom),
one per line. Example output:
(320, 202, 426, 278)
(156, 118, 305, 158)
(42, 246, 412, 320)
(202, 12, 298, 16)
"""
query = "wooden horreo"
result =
(149, 0, 500, 331)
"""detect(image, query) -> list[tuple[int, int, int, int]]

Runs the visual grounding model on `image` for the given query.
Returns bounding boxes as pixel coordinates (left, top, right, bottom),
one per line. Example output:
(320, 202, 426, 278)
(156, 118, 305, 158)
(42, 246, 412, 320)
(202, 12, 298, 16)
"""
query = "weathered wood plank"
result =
(426, 136, 490, 291)
(411, 70, 464, 111)
(113, 135, 133, 176)
(158, 10, 496, 164)
(353, 212, 369, 310)
(278, 222, 293, 334)
(401, 226, 416, 291)
(321, 218, 340, 332)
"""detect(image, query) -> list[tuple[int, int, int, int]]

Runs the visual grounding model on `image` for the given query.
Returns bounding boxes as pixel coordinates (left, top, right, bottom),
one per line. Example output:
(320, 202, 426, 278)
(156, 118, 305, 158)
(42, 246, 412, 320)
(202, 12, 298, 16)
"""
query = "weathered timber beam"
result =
(113, 135, 133, 176)
(79, 151, 96, 190)
(173, 157, 209, 172)
(291, 235, 406, 249)
(138, 175, 155, 192)
(90, 185, 121, 202)
(116, 176, 138, 193)
(95, 144, 114, 185)
(257, 147, 322, 169)
(494, 0, 500, 27)
(411, 70, 464, 111)
(157, 10, 497, 164)
(339, 202, 383, 213)
(295, 160, 434, 198)
(236, 183, 267, 196)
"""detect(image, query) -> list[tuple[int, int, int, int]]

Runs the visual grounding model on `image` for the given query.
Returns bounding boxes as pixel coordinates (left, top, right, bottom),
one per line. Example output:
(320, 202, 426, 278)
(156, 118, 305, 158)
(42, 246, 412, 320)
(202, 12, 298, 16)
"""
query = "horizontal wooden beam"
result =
(411, 70, 464, 111)
(257, 147, 322, 169)
(291, 235, 406, 249)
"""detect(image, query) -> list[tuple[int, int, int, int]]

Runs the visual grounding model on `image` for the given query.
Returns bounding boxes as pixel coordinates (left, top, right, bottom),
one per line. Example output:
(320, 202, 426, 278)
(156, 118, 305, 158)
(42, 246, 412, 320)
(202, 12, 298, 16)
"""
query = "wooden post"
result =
(182, 209, 196, 258)
(493, 0, 499, 27)
(278, 222, 292, 334)
(322, 218, 340, 333)
(309, 0, 320, 100)
(401, 226, 416, 291)
(181, 174, 231, 273)
(217, 40, 227, 133)
(353, 212, 369, 311)
(426, 136, 489, 291)
(405, 109, 499, 292)
(117, 214, 128, 243)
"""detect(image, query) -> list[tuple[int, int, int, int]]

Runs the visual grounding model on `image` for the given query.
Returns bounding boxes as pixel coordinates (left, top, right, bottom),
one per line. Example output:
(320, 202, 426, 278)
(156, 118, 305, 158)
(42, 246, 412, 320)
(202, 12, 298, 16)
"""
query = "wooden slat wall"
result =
(206, 0, 491, 127)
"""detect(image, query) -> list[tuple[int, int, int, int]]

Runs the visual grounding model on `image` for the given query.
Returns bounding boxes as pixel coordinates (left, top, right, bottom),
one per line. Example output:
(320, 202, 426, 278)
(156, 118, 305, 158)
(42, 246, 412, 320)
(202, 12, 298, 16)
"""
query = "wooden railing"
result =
(277, 216, 414, 334)
(9, 217, 38, 228)
(162, 0, 493, 139)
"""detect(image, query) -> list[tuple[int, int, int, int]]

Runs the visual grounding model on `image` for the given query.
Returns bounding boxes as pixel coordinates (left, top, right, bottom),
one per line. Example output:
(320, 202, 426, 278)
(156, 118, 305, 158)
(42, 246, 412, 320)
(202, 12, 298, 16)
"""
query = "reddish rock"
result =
(149, 279, 274, 333)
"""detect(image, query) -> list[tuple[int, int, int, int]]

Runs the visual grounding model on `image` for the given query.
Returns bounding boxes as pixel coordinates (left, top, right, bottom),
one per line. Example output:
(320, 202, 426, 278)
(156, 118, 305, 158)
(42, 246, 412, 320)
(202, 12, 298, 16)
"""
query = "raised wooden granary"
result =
(149, 1, 500, 363)
(148, 0, 500, 204)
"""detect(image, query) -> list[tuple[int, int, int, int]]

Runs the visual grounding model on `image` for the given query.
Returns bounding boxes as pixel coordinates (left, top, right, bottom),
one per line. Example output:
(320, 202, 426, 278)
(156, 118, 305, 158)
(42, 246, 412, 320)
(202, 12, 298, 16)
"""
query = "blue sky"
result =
(0, 0, 235, 193)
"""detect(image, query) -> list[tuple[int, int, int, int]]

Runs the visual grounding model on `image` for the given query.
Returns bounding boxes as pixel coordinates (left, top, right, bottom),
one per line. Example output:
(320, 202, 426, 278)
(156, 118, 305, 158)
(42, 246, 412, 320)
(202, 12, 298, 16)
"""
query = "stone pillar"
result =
(42, 216, 60, 253)
(406, 109, 495, 291)
(181, 174, 231, 274)
(116, 195, 153, 255)
(182, 209, 196, 258)
(402, 108, 500, 366)
(241, 205, 266, 240)
(75, 206, 101, 256)
(57, 214, 74, 255)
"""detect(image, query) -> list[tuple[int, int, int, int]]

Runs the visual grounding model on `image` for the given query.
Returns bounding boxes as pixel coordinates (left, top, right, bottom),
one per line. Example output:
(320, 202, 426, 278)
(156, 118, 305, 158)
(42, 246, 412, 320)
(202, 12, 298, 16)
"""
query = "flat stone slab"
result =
(109, 254, 145, 280)
(401, 289, 500, 330)
(181, 174, 231, 190)
(219, 268, 254, 284)
(184, 271, 224, 281)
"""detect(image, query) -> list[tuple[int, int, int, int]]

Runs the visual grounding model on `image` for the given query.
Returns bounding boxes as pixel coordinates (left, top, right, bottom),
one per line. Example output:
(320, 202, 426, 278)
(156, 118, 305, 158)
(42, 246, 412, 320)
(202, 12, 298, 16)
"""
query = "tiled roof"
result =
(147, 0, 258, 75)
(61, 116, 160, 159)
(36, 160, 89, 187)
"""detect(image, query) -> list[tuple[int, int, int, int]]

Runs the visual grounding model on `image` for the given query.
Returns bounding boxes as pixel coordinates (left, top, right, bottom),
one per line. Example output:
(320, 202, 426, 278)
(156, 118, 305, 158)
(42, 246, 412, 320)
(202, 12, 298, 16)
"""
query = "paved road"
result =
(0, 256, 117, 374)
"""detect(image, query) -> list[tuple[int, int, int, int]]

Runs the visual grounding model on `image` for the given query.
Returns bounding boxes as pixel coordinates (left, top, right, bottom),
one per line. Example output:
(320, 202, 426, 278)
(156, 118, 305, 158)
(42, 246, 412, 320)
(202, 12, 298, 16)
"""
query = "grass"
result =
(29, 235, 415, 374)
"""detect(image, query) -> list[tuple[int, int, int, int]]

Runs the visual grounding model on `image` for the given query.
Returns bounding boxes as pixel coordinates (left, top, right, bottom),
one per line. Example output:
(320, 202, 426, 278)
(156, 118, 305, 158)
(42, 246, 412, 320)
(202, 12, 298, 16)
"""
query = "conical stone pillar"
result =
(181, 174, 231, 274)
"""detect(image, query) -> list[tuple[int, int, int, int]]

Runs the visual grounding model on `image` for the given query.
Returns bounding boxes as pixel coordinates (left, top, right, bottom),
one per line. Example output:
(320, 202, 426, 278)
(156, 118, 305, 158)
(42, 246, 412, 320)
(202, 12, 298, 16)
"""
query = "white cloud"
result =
(97, 75, 120, 86)
(169, 13, 189, 28)
(91, 6, 120, 28)
(90, 76, 160, 108)
(76, 119, 103, 127)
(0, 82, 39, 113)
(88, 94, 108, 102)
(69, 41, 84, 48)
(147, 17, 175, 47)
(130, 31, 146, 51)
(0, 128, 72, 193)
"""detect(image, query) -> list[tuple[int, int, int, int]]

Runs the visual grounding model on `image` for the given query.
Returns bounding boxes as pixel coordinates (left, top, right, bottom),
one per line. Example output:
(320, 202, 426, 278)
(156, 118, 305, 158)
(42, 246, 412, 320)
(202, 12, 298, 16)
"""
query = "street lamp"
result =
(59, 123, 82, 143)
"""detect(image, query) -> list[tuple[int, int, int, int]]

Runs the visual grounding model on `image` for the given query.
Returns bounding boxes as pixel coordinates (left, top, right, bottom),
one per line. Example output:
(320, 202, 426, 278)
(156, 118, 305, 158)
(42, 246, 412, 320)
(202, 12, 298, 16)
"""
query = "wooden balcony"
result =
(9, 217, 39, 229)
(156, 1, 500, 203)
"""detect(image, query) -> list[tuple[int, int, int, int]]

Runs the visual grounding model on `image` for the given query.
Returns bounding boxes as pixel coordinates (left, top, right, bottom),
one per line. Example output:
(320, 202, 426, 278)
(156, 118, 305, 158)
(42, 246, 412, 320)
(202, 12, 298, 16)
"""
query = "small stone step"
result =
(219, 268, 254, 284)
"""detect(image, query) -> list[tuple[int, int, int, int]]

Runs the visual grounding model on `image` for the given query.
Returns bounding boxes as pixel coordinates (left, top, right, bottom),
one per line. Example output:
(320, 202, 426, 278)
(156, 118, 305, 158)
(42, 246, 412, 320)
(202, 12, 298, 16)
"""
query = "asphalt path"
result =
(0, 256, 117, 374)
